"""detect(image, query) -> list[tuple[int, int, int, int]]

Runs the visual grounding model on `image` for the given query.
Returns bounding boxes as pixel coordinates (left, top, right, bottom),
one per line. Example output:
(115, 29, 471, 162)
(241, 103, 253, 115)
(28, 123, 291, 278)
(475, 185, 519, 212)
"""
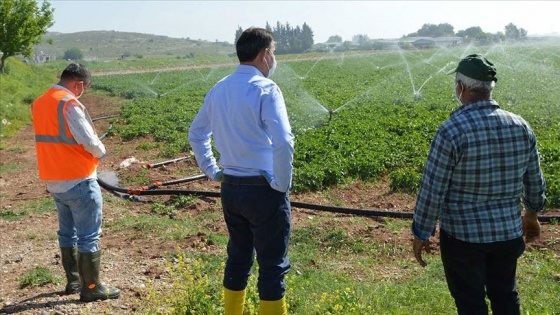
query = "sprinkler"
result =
(414, 91, 422, 102)
(328, 109, 334, 123)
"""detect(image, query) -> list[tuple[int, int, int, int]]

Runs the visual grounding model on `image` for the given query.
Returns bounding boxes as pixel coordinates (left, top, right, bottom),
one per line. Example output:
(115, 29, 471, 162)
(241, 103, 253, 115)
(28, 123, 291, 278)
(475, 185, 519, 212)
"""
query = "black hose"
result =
(97, 175, 220, 198)
(139, 174, 208, 190)
(93, 114, 118, 140)
(92, 114, 119, 122)
(97, 176, 560, 222)
(290, 201, 412, 218)
(145, 157, 190, 169)
(99, 124, 112, 140)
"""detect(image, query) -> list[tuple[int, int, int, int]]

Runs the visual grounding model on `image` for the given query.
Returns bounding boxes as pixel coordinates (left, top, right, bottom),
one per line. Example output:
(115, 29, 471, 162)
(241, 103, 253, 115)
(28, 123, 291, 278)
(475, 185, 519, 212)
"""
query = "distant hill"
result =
(34, 31, 235, 60)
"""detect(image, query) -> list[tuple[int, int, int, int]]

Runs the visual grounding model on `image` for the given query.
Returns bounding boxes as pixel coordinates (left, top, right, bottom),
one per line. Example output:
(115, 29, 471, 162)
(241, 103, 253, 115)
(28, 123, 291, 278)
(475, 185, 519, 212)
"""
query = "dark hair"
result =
(236, 27, 274, 62)
(60, 63, 91, 86)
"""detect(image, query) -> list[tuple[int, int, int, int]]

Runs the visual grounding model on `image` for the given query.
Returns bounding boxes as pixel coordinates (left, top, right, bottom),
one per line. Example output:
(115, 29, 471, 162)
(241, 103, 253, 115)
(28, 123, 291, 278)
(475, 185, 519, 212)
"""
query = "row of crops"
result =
(92, 40, 560, 207)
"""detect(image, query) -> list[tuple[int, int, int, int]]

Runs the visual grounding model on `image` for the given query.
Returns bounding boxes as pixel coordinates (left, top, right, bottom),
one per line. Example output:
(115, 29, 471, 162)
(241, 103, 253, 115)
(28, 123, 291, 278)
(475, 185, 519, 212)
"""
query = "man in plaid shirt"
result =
(411, 54, 547, 315)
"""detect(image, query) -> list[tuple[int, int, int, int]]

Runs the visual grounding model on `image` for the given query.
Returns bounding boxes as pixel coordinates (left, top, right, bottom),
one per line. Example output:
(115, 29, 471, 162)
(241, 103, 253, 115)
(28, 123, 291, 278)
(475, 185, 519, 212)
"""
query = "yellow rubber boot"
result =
(259, 297, 287, 315)
(224, 288, 246, 315)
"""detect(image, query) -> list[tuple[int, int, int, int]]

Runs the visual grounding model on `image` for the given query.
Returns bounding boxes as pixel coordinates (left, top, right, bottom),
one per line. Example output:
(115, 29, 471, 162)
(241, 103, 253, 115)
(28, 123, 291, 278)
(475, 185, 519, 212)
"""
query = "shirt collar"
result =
(450, 99, 499, 118)
(236, 64, 265, 77)
(52, 84, 75, 96)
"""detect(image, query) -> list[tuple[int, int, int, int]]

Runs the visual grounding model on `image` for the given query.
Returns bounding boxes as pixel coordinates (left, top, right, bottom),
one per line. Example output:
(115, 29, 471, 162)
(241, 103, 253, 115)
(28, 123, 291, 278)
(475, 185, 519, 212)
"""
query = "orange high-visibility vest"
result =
(32, 87, 99, 180)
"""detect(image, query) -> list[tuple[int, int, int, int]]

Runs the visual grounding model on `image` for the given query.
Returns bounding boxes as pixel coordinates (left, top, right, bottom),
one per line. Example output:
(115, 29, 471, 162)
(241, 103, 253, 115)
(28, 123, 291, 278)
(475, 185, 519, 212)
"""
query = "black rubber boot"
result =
(60, 246, 80, 294)
(78, 250, 121, 302)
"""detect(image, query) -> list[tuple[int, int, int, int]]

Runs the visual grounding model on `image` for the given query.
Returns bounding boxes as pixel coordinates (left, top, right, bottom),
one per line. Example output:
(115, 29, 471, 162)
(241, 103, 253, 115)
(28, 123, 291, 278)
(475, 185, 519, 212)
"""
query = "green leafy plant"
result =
(18, 267, 61, 289)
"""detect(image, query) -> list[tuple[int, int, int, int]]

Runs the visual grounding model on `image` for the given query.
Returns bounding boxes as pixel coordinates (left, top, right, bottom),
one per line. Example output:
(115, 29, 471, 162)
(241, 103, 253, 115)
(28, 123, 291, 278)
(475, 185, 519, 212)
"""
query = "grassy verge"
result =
(119, 206, 559, 314)
(0, 58, 57, 143)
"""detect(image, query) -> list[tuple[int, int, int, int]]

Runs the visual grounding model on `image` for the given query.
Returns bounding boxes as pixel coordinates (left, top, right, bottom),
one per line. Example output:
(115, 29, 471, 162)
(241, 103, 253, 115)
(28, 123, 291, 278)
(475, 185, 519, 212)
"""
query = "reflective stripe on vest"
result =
(34, 96, 78, 145)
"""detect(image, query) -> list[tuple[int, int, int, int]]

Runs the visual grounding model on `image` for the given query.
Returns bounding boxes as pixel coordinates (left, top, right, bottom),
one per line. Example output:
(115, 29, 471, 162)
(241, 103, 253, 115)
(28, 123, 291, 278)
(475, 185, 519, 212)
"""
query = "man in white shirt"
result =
(189, 27, 294, 315)
(32, 63, 120, 302)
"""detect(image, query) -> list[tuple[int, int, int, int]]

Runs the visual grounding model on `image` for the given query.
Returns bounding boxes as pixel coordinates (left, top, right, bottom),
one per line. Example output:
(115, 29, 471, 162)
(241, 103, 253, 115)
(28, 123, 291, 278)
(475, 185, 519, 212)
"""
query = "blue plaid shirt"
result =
(412, 100, 547, 243)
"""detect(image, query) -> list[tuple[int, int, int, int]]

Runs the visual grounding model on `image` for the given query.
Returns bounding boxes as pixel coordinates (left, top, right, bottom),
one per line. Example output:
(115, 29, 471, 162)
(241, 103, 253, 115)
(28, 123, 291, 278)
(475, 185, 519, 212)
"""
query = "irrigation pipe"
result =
(144, 156, 190, 169)
(96, 173, 560, 222)
(92, 114, 120, 122)
(99, 124, 112, 140)
(93, 114, 119, 140)
(97, 174, 220, 198)
(136, 174, 208, 191)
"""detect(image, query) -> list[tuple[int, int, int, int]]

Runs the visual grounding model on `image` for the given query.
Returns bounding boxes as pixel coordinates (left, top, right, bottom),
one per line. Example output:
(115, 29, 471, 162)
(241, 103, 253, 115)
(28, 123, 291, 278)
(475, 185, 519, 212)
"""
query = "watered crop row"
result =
(92, 42, 560, 207)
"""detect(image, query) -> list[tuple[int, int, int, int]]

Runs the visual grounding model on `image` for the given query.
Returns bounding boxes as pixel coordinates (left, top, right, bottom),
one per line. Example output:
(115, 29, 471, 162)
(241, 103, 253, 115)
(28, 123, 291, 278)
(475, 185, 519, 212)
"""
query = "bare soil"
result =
(1, 93, 559, 314)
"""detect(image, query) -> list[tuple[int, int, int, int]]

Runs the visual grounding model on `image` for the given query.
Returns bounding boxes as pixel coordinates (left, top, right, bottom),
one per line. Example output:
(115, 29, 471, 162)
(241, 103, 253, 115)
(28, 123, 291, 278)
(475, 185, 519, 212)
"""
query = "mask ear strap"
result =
(263, 49, 269, 64)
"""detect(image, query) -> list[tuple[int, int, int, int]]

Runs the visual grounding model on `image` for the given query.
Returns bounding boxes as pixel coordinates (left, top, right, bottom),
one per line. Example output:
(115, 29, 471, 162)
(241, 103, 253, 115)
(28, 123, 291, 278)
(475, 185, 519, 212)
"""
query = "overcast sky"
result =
(47, 1, 560, 43)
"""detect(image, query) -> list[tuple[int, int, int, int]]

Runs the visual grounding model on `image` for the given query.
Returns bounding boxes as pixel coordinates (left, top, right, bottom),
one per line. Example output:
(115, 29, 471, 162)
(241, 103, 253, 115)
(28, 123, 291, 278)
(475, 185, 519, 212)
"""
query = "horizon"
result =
(46, 1, 560, 44)
(43, 28, 560, 45)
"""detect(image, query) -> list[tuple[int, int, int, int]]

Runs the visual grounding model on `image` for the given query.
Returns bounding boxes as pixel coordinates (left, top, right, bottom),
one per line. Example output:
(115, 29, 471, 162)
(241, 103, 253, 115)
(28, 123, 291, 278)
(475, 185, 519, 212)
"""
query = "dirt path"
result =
(92, 50, 384, 76)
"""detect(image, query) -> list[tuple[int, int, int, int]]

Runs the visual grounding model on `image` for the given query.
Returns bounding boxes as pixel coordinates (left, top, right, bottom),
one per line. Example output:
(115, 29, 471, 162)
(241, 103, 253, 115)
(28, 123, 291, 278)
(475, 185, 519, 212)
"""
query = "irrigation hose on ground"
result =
(92, 114, 120, 122)
(96, 172, 560, 223)
(144, 156, 190, 169)
(93, 114, 119, 140)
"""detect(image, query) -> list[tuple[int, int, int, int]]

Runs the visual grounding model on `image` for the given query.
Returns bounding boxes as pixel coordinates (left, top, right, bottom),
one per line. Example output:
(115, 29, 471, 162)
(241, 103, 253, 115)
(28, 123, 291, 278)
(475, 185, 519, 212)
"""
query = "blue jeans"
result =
(220, 175, 291, 301)
(440, 229, 525, 315)
(50, 179, 103, 253)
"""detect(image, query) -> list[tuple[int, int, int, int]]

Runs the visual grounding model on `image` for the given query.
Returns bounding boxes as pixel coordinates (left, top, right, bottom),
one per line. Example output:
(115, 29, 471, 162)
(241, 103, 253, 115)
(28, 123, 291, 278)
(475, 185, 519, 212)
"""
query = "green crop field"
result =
(92, 40, 560, 208)
(2, 39, 559, 314)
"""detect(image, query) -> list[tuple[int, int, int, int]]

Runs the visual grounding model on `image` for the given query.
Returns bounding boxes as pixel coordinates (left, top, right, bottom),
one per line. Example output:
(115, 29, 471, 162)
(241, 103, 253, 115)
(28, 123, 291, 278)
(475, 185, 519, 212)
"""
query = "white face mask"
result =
(75, 82, 85, 99)
(265, 49, 277, 78)
(268, 58, 277, 77)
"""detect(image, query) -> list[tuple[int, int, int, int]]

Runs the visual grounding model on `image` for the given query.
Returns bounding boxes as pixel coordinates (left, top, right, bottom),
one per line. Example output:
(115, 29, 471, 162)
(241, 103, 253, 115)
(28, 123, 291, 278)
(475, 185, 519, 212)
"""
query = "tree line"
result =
(322, 22, 530, 52)
(406, 22, 528, 44)
(235, 22, 315, 55)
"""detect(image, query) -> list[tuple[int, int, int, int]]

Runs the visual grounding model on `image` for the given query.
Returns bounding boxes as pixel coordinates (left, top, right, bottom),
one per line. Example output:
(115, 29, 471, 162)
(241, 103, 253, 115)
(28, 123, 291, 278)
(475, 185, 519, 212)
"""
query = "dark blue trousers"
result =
(220, 175, 291, 301)
(440, 229, 525, 315)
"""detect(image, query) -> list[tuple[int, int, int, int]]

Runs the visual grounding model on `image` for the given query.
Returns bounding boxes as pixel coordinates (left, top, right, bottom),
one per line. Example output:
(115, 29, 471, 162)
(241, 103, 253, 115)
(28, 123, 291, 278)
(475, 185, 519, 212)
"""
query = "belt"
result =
(221, 174, 269, 186)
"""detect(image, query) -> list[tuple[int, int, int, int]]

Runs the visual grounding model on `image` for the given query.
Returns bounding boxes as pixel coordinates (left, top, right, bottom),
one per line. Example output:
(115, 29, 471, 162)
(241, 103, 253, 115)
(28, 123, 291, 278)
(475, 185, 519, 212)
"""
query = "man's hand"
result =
(523, 210, 540, 243)
(412, 238, 430, 267)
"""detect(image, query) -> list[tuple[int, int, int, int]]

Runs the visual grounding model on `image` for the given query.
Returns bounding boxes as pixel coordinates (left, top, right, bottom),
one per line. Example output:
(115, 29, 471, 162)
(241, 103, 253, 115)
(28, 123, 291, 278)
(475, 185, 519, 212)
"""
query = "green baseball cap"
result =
(448, 54, 497, 82)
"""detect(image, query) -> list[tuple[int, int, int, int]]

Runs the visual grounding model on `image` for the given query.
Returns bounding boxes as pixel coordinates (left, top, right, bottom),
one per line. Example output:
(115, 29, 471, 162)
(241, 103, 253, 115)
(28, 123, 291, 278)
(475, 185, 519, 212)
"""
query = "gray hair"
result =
(456, 72, 495, 99)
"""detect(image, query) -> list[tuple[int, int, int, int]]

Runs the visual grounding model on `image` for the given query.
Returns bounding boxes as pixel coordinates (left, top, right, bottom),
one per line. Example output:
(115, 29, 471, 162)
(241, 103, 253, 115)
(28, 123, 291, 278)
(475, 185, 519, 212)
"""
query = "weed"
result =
(139, 251, 260, 314)
(18, 267, 61, 289)
(136, 142, 159, 151)
(150, 202, 175, 216)
(27, 232, 37, 240)
(0, 163, 18, 175)
(0, 198, 53, 221)
(0, 209, 28, 221)
(168, 195, 195, 208)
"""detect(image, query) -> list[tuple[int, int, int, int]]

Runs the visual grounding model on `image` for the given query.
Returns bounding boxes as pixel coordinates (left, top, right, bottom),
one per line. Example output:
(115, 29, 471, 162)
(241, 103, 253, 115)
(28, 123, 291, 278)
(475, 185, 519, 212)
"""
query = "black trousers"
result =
(220, 175, 291, 301)
(440, 229, 525, 315)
